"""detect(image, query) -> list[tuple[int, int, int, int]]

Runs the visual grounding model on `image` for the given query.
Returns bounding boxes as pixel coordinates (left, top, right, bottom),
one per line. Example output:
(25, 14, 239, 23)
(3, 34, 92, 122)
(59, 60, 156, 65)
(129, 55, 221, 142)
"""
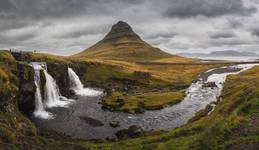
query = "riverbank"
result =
(78, 65, 259, 150)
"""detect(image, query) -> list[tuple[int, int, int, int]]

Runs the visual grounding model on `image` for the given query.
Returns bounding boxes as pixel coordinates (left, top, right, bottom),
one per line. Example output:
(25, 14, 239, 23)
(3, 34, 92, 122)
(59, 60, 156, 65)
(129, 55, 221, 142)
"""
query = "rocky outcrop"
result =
(109, 121, 120, 128)
(15, 63, 36, 116)
(202, 82, 218, 88)
(101, 21, 142, 43)
(10, 51, 32, 62)
(46, 62, 70, 97)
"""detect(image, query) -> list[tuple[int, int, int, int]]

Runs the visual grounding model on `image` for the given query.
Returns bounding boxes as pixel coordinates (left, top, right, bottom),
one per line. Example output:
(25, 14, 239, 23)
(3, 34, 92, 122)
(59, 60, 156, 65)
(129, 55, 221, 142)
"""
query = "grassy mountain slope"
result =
(75, 21, 190, 62)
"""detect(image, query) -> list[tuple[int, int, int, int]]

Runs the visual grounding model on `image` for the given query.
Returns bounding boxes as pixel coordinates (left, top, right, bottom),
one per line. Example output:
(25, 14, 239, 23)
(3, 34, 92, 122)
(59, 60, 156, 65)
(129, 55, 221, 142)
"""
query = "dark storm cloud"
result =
(164, 0, 257, 18)
(0, 0, 89, 19)
(210, 32, 236, 39)
(56, 26, 106, 39)
(228, 19, 244, 29)
(0, 28, 37, 44)
(0, 0, 13, 10)
(0, 0, 143, 19)
(251, 28, 259, 37)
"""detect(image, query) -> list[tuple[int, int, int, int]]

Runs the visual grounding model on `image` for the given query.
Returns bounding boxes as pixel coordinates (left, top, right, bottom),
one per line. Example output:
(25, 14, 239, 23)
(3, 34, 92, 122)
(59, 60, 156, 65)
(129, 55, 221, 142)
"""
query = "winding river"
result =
(33, 64, 258, 139)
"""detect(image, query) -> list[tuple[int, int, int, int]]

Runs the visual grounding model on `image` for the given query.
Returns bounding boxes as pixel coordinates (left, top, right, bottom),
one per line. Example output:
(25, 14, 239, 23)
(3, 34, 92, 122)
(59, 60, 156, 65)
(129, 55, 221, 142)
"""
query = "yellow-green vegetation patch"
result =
(0, 66, 17, 96)
(102, 91, 185, 113)
(0, 50, 16, 63)
(82, 63, 171, 88)
(31, 53, 69, 63)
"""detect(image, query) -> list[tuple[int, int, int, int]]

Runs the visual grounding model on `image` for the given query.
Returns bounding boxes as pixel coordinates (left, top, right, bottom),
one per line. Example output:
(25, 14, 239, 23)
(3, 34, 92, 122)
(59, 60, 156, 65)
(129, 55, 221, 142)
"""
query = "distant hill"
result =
(178, 50, 259, 58)
(75, 21, 185, 62)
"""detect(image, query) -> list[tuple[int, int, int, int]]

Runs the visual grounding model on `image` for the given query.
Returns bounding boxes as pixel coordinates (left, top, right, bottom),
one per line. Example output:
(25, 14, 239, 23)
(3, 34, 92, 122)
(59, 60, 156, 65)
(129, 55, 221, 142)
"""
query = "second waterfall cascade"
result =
(68, 68, 102, 96)
(43, 69, 72, 108)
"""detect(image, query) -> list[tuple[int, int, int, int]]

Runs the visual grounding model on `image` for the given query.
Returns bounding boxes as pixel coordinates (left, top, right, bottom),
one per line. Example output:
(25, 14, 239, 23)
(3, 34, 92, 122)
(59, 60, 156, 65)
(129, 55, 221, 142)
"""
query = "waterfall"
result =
(31, 63, 53, 119)
(31, 62, 73, 119)
(43, 70, 71, 108)
(68, 68, 102, 96)
(68, 68, 84, 92)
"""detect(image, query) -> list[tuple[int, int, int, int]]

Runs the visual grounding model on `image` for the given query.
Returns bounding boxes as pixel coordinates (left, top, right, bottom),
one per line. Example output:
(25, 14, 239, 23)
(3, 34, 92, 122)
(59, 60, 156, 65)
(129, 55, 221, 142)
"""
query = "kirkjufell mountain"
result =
(76, 21, 180, 61)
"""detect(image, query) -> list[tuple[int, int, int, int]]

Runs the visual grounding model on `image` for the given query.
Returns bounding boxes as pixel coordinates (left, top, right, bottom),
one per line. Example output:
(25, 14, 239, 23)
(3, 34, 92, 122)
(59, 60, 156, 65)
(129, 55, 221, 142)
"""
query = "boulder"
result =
(116, 98, 125, 106)
(10, 51, 32, 62)
(202, 82, 218, 88)
(109, 121, 120, 128)
(116, 125, 144, 139)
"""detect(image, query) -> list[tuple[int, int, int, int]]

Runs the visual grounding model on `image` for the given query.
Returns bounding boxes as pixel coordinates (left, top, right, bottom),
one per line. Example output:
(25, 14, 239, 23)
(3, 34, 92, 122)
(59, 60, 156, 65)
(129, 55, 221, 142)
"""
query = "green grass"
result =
(102, 91, 185, 113)
(31, 53, 69, 63)
(81, 63, 171, 88)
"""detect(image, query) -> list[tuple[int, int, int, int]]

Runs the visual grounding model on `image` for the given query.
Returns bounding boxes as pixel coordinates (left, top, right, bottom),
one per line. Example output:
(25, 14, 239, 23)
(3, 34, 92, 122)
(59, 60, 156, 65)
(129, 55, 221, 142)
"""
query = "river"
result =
(33, 64, 258, 139)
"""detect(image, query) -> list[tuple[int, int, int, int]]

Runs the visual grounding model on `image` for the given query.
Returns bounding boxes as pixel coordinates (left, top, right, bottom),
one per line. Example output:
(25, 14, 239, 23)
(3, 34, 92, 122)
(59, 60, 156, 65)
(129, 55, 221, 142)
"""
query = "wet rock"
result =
(202, 82, 218, 88)
(47, 62, 70, 97)
(79, 116, 104, 127)
(116, 125, 144, 139)
(116, 98, 125, 106)
(101, 105, 115, 112)
(69, 89, 76, 96)
(135, 102, 146, 113)
(109, 121, 120, 128)
(135, 107, 145, 113)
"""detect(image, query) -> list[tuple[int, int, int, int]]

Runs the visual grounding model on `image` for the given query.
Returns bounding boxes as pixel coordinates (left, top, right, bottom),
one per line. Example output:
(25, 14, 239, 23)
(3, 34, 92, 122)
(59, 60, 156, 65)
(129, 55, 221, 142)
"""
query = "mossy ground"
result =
(102, 91, 185, 113)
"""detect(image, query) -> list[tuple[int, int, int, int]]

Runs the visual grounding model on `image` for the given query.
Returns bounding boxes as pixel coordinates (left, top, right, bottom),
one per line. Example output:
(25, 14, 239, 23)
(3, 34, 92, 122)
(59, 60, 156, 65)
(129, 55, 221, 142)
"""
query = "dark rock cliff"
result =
(46, 62, 70, 97)
(10, 51, 32, 62)
(14, 64, 36, 116)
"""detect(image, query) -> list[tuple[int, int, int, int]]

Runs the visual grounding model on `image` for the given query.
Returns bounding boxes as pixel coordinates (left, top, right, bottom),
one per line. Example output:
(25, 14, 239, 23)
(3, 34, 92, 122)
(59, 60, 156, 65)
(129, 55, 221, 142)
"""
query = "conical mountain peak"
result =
(76, 21, 174, 61)
(111, 21, 133, 32)
(101, 21, 141, 43)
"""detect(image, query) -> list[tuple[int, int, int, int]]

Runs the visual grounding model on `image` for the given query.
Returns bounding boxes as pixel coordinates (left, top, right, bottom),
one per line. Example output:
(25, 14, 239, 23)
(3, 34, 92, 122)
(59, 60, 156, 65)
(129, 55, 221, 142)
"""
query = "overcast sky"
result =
(0, 0, 259, 55)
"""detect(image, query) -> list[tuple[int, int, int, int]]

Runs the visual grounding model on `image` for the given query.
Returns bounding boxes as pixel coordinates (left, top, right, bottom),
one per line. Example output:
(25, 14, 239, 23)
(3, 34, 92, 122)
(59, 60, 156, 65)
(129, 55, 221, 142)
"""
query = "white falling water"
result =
(43, 70, 72, 108)
(68, 68, 102, 96)
(31, 63, 53, 119)
(68, 68, 84, 91)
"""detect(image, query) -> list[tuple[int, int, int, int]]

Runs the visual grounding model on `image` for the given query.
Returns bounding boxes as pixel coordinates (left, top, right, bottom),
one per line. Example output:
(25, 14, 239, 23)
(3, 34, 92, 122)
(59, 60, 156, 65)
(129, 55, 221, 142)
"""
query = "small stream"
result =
(33, 64, 258, 139)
